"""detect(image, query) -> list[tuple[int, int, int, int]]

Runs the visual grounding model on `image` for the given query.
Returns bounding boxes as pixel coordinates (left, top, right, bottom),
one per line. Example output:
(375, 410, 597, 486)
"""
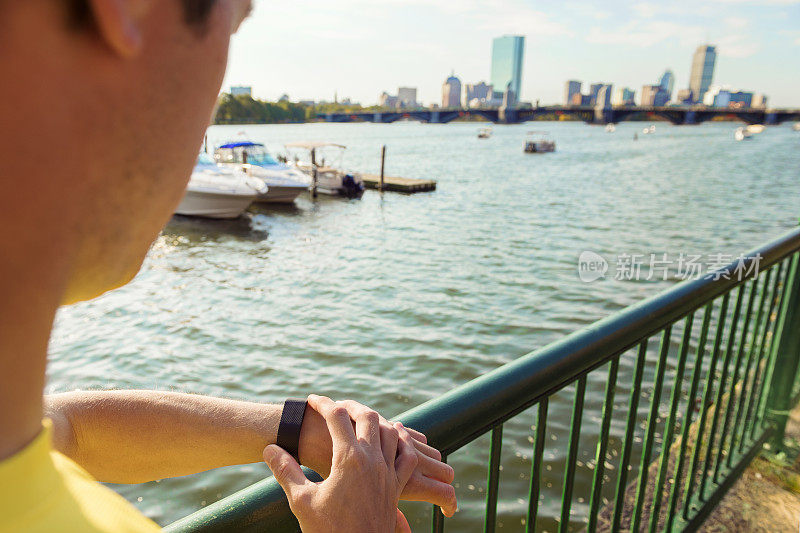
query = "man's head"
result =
(0, 0, 252, 305)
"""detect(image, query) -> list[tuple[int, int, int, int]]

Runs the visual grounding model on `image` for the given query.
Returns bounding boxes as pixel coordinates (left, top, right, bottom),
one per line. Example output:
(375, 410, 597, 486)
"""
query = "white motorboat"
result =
(605, 124, 616, 133)
(746, 124, 765, 134)
(734, 127, 753, 141)
(524, 131, 556, 153)
(793, 123, 800, 132)
(284, 142, 365, 198)
(175, 153, 263, 219)
(642, 124, 656, 134)
(478, 127, 493, 139)
(214, 141, 309, 204)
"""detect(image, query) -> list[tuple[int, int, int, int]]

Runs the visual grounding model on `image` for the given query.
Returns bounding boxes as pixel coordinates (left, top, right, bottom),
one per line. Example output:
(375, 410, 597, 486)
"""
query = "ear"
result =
(87, 0, 154, 58)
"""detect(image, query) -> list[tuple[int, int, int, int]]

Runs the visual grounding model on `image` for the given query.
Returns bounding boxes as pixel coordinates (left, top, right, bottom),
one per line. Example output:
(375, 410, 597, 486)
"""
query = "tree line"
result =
(213, 94, 369, 124)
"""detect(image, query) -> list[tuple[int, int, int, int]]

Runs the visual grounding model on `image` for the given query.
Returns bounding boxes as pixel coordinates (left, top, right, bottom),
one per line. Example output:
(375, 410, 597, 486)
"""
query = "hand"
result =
(298, 397, 457, 517)
(264, 395, 418, 533)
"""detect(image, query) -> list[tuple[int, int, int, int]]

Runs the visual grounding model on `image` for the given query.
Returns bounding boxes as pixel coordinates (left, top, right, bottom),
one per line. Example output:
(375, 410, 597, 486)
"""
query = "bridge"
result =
(319, 105, 800, 126)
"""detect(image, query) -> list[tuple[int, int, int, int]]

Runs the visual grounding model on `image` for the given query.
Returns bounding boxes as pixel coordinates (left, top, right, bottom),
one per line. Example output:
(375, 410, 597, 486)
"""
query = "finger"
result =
(417, 450, 455, 484)
(411, 436, 442, 461)
(354, 409, 381, 450)
(394, 424, 418, 489)
(395, 509, 412, 533)
(263, 445, 312, 502)
(401, 471, 458, 517)
(380, 422, 399, 468)
(339, 400, 402, 442)
(393, 421, 441, 462)
(307, 395, 356, 454)
(337, 401, 436, 460)
(395, 423, 416, 469)
(339, 399, 392, 436)
(400, 424, 428, 444)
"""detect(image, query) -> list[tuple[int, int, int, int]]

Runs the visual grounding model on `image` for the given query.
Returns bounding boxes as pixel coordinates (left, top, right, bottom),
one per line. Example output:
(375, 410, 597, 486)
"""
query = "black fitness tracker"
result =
(277, 398, 308, 462)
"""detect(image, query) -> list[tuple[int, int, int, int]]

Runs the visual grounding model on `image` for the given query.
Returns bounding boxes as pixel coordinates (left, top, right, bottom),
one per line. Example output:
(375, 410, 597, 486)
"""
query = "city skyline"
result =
(223, 0, 800, 107)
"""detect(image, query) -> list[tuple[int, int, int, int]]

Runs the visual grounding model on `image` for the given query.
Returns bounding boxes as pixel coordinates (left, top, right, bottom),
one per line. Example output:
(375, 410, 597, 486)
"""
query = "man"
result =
(0, 1, 457, 531)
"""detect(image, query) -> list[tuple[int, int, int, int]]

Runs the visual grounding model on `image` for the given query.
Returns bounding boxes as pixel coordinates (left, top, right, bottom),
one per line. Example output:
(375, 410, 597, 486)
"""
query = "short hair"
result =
(69, 0, 218, 29)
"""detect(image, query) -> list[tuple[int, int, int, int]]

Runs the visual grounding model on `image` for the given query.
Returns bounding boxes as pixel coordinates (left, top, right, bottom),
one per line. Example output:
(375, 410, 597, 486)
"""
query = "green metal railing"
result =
(167, 227, 800, 533)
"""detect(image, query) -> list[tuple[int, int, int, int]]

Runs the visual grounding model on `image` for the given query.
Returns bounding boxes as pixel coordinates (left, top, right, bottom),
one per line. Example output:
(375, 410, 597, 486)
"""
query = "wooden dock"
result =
(360, 174, 437, 193)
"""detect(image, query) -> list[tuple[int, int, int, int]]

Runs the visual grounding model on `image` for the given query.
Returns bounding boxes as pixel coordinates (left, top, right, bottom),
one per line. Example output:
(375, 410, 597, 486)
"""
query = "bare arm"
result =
(44, 390, 457, 515)
(45, 390, 283, 484)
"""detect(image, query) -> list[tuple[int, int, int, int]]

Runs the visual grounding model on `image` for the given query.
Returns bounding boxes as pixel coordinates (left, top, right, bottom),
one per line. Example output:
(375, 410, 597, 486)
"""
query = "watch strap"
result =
(276, 398, 308, 462)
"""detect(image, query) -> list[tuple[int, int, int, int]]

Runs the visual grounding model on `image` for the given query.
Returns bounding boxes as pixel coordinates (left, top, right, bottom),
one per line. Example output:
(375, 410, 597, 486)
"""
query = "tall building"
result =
(502, 84, 517, 107)
(465, 82, 493, 107)
(676, 89, 694, 104)
(491, 35, 525, 101)
(689, 45, 717, 104)
(588, 83, 604, 105)
(442, 74, 462, 108)
(703, 85, 731, 107)
(659, 70, 675, 101)
(379, 92, 399, 108)
(397, 87, 418, 108)
(595, 84, 613, 108)
(564, 80, 582, 106)
(641, 84, 669, 106)
(612, 87, 636, 106)
(230, 86, 252, 97)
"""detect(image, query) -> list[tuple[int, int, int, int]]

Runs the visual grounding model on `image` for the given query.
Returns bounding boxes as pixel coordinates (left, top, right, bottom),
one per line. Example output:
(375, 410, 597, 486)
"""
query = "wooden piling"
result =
(310, 147, 318, 198)
(379, 145, 386, 192)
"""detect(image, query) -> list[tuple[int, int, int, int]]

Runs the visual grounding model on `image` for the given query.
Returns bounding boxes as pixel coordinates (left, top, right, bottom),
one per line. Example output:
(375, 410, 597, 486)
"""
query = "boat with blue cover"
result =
(214, 141, 310, 204)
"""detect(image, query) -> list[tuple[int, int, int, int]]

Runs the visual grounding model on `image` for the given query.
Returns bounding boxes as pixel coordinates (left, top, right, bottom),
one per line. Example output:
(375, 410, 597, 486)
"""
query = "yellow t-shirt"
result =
(0, 419, 161, 532)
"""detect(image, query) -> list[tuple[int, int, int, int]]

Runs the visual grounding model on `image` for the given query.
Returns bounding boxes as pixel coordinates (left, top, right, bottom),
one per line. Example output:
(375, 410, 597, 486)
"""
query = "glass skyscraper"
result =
(490, 35, 525, 101)
(689, 45, 716, 103)
(659, 69, 675, 98)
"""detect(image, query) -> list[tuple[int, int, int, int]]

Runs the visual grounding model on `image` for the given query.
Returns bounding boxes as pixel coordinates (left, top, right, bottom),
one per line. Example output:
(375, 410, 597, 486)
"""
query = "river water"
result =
(48, 121, 799, 531)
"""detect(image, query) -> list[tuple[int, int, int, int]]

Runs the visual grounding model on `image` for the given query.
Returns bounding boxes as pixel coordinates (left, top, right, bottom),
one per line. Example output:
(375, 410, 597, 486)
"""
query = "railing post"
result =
(765, 252, 800, 450)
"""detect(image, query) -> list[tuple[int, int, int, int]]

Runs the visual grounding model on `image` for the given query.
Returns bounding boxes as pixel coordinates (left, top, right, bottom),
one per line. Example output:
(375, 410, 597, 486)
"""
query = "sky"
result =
(222, 0, 800, 107)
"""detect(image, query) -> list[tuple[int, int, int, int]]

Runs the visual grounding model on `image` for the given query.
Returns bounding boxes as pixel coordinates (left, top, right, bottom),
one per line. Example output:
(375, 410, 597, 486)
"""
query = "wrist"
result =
(297, 405, 332, 477)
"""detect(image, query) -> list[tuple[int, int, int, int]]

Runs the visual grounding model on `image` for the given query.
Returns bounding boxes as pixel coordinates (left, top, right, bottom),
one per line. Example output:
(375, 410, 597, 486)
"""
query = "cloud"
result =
(585, 18, 761, 59)
(476, 8, 572, 37)
(710, 0, 800, 4)
(716, 34, 760, 58)
(632, 2, 659, 18)
(779, 30, 800, 45)
(723, 16, 749, 29)
(585, 21, 704, 47)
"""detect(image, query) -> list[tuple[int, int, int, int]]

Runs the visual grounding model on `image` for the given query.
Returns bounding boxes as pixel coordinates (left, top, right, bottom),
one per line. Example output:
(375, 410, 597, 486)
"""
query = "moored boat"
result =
(214, 141, 309, 204)
(284, 141, 365, 198)
(524, 131, 556, 153)
(175, 153, 263, 219)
